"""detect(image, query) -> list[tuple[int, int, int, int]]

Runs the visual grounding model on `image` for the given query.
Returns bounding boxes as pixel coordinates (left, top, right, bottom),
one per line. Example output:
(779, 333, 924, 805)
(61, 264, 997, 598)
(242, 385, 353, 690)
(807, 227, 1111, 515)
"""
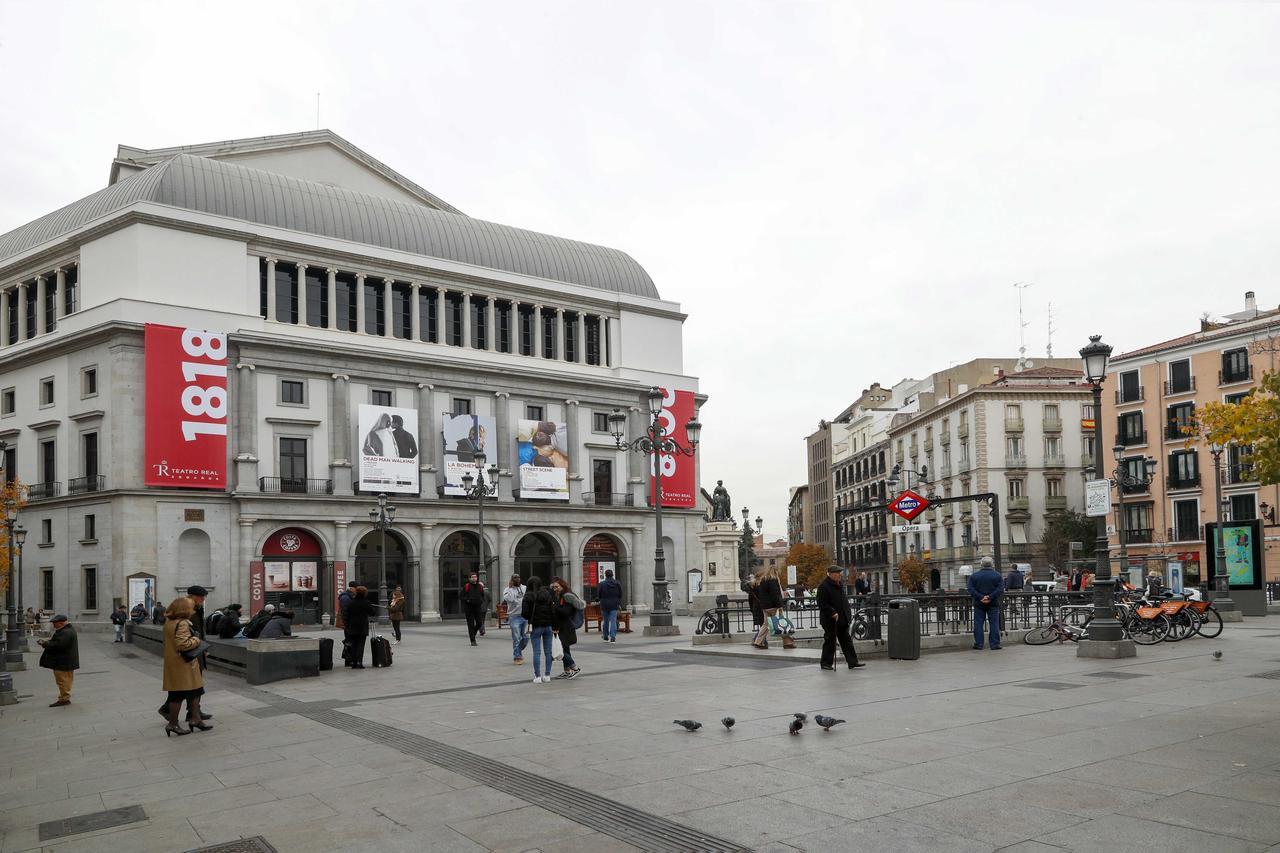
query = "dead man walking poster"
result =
(357, 404, 419, 494)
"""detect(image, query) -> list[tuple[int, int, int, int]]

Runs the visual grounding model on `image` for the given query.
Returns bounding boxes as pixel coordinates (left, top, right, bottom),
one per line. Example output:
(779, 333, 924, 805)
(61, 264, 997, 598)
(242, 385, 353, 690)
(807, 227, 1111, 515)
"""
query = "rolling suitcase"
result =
(370, 635, 393, 668)
(318, 637, 334, 671)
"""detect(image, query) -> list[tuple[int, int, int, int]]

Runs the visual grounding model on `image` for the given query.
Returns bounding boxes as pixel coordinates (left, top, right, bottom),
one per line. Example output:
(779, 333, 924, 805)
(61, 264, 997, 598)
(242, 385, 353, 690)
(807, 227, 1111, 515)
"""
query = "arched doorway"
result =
(354, 528, 412, 616)
(515, 532, 560, 589)
(582, 533, 628, 605)
(261, 527, 326, 624)
(439, 531, 483, 619)
(179, 529, 212, 587)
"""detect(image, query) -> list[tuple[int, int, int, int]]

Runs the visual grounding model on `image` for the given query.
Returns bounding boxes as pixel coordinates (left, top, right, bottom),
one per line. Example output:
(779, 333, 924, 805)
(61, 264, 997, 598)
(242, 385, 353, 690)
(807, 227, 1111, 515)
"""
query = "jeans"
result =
(530, 625, 553, 676)
(508, 615, 528, 660)
(114, 624, 123, 641)
(974, 603, 1000, 648)
(391, 620, 402, 642)
(603, 608, 618, 641)
(561, 640, 576, 672)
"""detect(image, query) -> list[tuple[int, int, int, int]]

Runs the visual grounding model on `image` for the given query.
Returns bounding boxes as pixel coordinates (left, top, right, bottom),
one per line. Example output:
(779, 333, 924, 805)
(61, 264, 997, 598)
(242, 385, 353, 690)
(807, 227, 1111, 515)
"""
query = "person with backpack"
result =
(520, 577, 555, 684)
(344, 586, 377, 669)
(461, 572, 487, 646)
(259, 608, 294, 638)
(550, 576, 585, 679)
(212, 604, 243, 639)
(596, 569, 623, 644)
(243, 604, 276, 639)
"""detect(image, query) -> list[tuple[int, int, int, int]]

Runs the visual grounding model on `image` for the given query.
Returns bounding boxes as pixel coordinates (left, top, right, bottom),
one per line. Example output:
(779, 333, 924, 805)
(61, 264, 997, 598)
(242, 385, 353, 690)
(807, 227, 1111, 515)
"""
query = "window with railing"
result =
(1122, 503, 1153, 543)
(1167, 449, 1199, 489)
(1118, 370, 1142, 403)
(1172, 499, 1199, 542)
(1120, 456, 1150, 494)
(1226, 444, 1254, 484)
(1230, 493, 1257, 521)
(1117, 411, 1145, 446)
(278, 437, 308, 492)
(1166, 360, 1193, 394)
(1166, 402, 1195, 440)
(1221, 348, 1251, 385)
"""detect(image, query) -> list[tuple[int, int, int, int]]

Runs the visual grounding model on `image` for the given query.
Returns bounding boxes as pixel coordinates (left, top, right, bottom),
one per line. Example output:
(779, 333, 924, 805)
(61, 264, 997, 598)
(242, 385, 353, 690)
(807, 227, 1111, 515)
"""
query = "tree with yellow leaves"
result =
(1194, 370, 1280, 485)
(784, 543, 831, 589)
(898, 554, 929, 593)
(0, 480, 27, 596)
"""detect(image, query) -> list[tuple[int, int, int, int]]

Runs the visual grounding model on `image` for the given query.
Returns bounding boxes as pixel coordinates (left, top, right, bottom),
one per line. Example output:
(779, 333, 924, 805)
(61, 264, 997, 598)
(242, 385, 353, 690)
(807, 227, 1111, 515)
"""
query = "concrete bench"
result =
(129, 624, 320, 684)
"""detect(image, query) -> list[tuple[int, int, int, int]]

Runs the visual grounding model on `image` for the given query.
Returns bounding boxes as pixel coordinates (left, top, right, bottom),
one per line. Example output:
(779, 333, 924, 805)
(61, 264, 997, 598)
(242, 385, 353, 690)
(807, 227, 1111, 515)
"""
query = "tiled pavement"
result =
(3, 616, 1280, 852)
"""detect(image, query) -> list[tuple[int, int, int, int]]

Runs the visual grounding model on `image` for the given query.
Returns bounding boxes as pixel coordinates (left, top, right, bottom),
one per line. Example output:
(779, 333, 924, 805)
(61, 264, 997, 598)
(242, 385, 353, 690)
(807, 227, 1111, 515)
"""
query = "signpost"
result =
(1085, 479, 1110, 517)
(889, 489, 930, 522)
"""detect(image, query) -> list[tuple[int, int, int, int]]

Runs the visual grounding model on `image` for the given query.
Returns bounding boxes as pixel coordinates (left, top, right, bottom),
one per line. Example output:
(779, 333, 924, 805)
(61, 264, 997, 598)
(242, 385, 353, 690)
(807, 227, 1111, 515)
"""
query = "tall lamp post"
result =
(608, 387, 701, 635)
(1208, 442, 1238, 616)
(739, 508, 762, 586)
(368, 493, 396, 625)
(1078, 334, 1135, 658)
(1111, 444, 1158, 587)
(460, 451, 500, 589)
(3, 522, 26, 672)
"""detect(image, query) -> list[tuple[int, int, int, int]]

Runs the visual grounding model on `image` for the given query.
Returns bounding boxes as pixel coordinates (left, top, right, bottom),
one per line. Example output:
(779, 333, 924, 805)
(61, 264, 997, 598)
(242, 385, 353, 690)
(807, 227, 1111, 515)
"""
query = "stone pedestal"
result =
(692, 521, 743, 617)
(1076, 639, 1137, 659)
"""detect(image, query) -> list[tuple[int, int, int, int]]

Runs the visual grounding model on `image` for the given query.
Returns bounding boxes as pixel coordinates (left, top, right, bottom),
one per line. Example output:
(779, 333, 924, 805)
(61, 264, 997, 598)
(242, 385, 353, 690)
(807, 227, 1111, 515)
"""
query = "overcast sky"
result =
(3, 1, 1279, 539)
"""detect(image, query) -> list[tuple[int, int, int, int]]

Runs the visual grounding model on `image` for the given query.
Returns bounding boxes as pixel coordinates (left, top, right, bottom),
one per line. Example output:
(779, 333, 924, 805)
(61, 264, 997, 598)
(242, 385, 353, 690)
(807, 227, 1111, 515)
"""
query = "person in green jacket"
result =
(38, 615, 79, 707)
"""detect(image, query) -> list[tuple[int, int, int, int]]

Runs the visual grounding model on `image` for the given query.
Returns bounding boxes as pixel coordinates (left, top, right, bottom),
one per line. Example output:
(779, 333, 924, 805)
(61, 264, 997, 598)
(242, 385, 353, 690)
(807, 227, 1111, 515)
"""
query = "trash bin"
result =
(123, 622, 135, 644)
(318, 637, 334, 671)
(887, 598, 920, 660)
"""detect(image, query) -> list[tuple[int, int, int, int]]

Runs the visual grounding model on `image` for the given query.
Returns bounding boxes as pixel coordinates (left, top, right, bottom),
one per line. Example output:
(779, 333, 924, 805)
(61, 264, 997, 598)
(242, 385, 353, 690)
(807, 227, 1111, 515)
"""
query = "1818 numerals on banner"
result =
(178, 329, 227, 441)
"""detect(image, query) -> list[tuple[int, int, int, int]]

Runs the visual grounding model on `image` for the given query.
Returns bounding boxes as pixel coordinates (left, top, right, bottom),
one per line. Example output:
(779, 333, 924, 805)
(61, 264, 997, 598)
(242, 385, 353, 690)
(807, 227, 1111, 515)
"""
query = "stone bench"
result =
(128, 624, 320, 684)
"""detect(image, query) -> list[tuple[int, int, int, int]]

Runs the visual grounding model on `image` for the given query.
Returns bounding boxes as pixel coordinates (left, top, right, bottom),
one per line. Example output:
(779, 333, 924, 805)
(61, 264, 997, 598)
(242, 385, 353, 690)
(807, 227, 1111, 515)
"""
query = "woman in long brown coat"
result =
(388, 586, 405, 643)
(162, 597, 211, 735)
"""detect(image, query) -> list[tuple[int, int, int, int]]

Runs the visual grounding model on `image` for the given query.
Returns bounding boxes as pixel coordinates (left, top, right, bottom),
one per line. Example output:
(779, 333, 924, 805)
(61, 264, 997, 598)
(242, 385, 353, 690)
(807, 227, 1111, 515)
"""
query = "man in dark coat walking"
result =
(461, 573, 487, 645)
(817, 567, 864, 671)
(38, 615, 79, 707)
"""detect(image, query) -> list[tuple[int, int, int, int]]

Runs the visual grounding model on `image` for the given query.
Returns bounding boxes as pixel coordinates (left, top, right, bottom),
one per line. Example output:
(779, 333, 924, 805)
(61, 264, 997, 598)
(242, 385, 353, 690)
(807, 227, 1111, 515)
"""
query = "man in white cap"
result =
(967, 556, 1005, 650)
(38, 615, 79, 707)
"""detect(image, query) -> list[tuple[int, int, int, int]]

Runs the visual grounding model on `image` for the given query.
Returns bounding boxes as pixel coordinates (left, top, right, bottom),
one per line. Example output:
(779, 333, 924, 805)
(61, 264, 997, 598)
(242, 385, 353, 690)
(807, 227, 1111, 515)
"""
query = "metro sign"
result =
(889, 489, 930, 521)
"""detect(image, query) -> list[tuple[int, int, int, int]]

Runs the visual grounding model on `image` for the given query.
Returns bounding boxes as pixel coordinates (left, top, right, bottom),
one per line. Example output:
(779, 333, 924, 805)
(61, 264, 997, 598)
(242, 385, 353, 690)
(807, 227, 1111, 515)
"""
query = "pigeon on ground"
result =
(721, 716, 736, 730)
(793, 713, 807, 722)
(674, 719, 702, 732)
(789, 718, 803, 736)
(1213, 650, 1223, 660)
(814, 715, 846, 731)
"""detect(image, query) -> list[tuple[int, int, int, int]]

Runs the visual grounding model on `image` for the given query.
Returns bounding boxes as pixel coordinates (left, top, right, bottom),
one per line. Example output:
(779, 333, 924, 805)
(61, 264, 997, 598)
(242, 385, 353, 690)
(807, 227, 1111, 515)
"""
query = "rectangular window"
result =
(84, 513, 96, 541)
(304, 266, 328, 328)
(3, 446, 14, 484)
(40, 377, 54, 407)
(592, 411, 610, 433)
(1045, 436, 1062, 459)
(1046, 478, 1062, 497)
(1119, 370, 1142, 403)
(1083, 434, 1096, 460)
(1168, 450, 1199, 488)
(518, 304, 533, 356)
(44, 278, 56, 333)
(1226, 391, 1250, 405)
(64, 266, 78, 314)
(81, 367, 97, 398)
(1228, 444, 1254, 483)
(1166, 402, 1195, 439)
(391, 282, 412, 340)
(446, 292, 462, 346)
(1173, 499, 1199, 541)
(1006, 436, 1024, 456)
(542, 311, 556, 359)
(592, 458, 613, 500)
(496, 300, 512, 352)
(83, 433, 98, 481)
(41, 518, 52, 544)
(335, 272, 358, 332)
(525, 405, 544, 421)
(472, 295, 487, 348)
(279, 437, 308, 491)
(419, 287, 437, 343)
(371, 389, 393, 408)
(24, 282, 36, 339)
(6, 288, 17, 343)
(41, 568, 53, 611)
(1168, 359, 1192, 393)
(452, 398, 472, 416)
(40, 438, 55, 484)
(1005, 403, 1021, 421)
(364, 279, 385, 336)
(281, 380, 305, 405)
(1043, 404, 1059, 421)
(1118, 411, 1145, 446)
(82, 566, 97, 611)
(1, 387, 13, 415)
(1230, 493, 1256, 521)
(585, 315, 601, 365)
(1222, 348, 1250, 384)
(1122, 503, 1154, 542)
(1008, 479, 1023, 498)
(564, 311, 578, 362)
(275, 262, 299, 324)
(1120, 457, 1148, 494)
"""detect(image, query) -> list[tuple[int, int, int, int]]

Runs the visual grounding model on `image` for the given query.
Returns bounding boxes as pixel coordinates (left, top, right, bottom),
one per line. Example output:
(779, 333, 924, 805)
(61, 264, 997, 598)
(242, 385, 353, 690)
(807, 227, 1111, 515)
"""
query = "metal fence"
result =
(1268, 582, 1279, 604)
(694, 591, 1098, 638)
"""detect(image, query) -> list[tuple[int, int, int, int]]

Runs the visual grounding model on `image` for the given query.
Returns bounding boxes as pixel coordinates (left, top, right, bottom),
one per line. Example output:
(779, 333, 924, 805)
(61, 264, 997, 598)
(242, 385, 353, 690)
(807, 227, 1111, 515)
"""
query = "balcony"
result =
(1164, 377, 1196, 396)
(1082, 451, 1095, 470)
(1008, 496, 1030, 512)
(939, 431, 951, 445)
(1118, 430, 1147, 447)
(1227, 464, 1255, 485)
(909, 442, 919, 458)
(1169, 524, 1203, 543)
(584, 492, 635, 507)
(1122, 527, 1154, 544)
(955, 545, 975, 560)
(929, 547, 953, 561)
(941, 504, 955, 518)
(1045, 495, 1068, 511)
(1120, 479, 1151, 495)
(958, 458, 972, 473)
(1115, 386, 1145, 405)
(1167, 473, 1201, 490)
(1004, 418, 1024, 433)
(259, 477, 334, 495)
(1009, 543, 1031, 559)
(1165, 423, 1194, 441)
(1043, 416, 1063, 432)
(1220, 365, 1253, 386)
(1044, 454, 1065, 468)
(937, 463, 952, 478)
(1006, 454, 1027, 469)
(957, 422, 970, 439)
(68, 475, 106, 494)
(27, 482, 61, 501)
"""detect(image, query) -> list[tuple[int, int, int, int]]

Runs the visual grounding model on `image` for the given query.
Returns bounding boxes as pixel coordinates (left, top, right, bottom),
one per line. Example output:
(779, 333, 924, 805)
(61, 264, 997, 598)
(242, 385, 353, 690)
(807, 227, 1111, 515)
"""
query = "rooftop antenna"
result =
(1046, 301, 1055, 358)
(1014, 282, 1032, 371)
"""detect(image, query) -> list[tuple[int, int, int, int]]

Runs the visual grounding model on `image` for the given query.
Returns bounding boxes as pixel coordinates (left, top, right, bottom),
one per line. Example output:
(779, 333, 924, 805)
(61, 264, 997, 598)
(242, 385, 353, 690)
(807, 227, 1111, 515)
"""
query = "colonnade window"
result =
(518, 304, 534, 356)
(1, 263, 78, 348)
(586, 316, 601, 365)
(391, 283, 412, 340)
(496, 301, 512, 352)
(336, 272, 358, 331)
(304, 267, 329, 328)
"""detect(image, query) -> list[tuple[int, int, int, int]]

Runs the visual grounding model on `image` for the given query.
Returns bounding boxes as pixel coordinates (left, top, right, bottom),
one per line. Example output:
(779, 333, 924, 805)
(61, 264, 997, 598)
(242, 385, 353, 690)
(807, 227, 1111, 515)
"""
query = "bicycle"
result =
(1024, 605, 1093, 644)
(1109, 597, 1171, 645)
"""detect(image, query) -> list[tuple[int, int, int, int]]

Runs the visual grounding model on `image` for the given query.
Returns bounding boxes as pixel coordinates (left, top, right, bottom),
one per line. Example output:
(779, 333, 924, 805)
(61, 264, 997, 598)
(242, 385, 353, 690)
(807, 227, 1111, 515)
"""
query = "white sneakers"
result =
(541, 675, 551, 683)
(533, 675, 542, 683)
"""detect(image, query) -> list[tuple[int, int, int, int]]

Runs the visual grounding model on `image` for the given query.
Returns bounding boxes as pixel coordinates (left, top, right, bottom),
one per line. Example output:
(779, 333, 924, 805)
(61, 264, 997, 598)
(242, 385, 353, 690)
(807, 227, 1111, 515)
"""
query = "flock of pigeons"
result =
(673, 712, 845, 735)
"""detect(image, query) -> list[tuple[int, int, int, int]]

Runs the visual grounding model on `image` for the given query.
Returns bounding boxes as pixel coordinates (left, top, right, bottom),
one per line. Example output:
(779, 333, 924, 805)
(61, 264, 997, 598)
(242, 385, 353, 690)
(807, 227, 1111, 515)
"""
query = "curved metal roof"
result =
(0, 154, 659, 299)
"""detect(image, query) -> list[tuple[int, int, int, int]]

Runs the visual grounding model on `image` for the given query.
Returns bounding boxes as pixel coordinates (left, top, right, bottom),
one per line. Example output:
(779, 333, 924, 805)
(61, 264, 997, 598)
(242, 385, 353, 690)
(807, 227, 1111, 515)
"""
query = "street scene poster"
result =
(442, 413, 496, 496)
(357, 404, 420, 494)
(516, 419, 569, 500)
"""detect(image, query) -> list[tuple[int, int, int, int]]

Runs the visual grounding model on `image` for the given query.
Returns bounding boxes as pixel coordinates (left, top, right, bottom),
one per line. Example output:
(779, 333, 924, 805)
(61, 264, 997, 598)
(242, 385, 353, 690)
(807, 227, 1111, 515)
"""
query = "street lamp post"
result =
(368, 493, 396, 625)
(460, 452, 500, 589)
(3, 523, 26, 672)
(608, 387, 701, 635)
(739, 508, 762, 586)
(1208, 442, 1239, 616)
(1078, 334, 1136, 658)
(1111, 444, 1158, 588)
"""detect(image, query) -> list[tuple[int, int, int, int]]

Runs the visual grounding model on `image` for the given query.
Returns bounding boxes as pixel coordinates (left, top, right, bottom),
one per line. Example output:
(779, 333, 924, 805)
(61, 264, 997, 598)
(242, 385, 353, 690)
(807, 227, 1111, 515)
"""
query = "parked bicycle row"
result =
(1024, 589, 1224, 646)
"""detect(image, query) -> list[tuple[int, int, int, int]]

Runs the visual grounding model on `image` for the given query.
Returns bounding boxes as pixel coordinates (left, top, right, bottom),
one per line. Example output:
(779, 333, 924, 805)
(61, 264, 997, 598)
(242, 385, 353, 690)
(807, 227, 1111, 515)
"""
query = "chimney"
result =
(1246, 291, 1257, 316)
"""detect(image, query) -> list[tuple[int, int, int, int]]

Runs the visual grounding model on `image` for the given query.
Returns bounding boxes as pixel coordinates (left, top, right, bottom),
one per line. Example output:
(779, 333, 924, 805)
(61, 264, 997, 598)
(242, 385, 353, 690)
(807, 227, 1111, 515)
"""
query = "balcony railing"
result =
(1118, 431, 1147, 447)
(1120, 480, 1151, 495)
(1122, 527, 1154, 544)
(1009, 543, 1031, 558)
(939, 432, 951, 445)
(957, 422, 969, 439)
(1115, 386, 1145, 405)
(1167, 474, 1201, 490)
(958, 458, 972, 473)
(1166, 423, 1194, 440)
(1008, 496, 1030, 512)
(259, 477, 334, 495)
(68, 475, 106, 494)
(1168, 524, 1203, 542)
(1006, 454, 1027, 468)
(1227, 464, 1255, 485)
(1045, 495, 1068, 511)
(1082, 451, 1095, 470)
(1044, 454, 1065, 468)
(583, 492, 634, 507)
(955, 545, 975, 560)
(27, 481, 61, 501)
(937, 463, 952, 478)
(1005, 418, 1024, 432)
(1164, 377, 1196, 395)
(1042, 416, 1063, 432)
(1220, 365, 1253, 386)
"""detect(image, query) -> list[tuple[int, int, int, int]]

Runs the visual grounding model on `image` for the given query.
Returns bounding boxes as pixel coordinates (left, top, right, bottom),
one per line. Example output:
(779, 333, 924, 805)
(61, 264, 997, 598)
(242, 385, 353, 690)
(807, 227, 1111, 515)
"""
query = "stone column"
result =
(238, 517, 257, 604)
(379, 278, 390, 337)
(326, 268, 338, 330)
(553, 308, 564, 360)
(265, 258, 278, 322)
(335, 520, 351, 586)
(565, 399, 582, 502)
(437, 289, 449, 344)
(234, 362, 259, 490)
(296, 263, 308, 326)
(410, 283, 421, 341)
(418, 523, 439, 620)
(576, 312, 586, 363)
(568, 526, 583, 592)
(607, 316, 620, 367)
(631, 526, 647, 613)
(417, 382, 437, 499)
(485, 296, 496, 351)
(532, 304, 543, 357)
(497, 525, 512, 592)
(626, 406, 645, 497)
(461, 292, 472, 348)
(331, 373, 353, 494)
(54, 269, 66, 321)
(35, 276, 46, 335)
(598, 316, 609, 366)
(355, 274, 367, 334)
(494, 391, 512, 500)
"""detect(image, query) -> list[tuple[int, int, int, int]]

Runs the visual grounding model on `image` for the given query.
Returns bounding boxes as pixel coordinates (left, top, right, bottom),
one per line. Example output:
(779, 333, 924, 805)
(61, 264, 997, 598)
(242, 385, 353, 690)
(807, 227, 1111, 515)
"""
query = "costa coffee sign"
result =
(144, 324, 228, 489)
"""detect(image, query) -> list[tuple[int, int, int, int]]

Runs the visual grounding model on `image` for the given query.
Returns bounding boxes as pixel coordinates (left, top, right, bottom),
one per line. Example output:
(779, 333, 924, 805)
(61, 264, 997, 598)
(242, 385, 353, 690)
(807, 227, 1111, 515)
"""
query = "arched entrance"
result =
(439, 531, 484, 619)
(515, 532, 561, 589)
(582, 533, 628, 604)
(354, 528, 413, 616)
(261, 527, 326, 624)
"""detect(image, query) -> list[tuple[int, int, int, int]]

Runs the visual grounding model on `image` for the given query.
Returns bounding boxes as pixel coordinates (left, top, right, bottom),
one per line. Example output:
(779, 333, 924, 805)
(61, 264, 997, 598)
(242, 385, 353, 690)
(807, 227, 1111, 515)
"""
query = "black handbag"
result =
(181, 641, 211, 662)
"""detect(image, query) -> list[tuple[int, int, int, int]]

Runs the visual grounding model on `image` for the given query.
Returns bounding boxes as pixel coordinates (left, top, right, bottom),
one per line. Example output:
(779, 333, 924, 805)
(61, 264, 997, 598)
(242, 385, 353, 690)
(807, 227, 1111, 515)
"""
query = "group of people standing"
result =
(489, 570, 621, 683)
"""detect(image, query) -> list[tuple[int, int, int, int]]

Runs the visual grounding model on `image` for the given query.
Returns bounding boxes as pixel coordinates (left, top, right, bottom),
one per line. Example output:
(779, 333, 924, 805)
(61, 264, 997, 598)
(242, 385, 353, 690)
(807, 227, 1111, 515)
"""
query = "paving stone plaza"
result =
(4, 618, 1280, 852)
